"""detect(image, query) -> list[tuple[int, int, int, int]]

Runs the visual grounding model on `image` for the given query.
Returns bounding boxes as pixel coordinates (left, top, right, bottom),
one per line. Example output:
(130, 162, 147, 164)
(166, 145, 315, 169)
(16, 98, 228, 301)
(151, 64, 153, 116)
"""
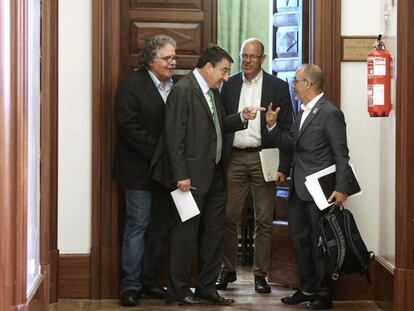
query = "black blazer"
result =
(164, 71, 247, 195)
(221, 71, 293, 175)
(113, 69, 166, 189)
(269, 95, 353, 200)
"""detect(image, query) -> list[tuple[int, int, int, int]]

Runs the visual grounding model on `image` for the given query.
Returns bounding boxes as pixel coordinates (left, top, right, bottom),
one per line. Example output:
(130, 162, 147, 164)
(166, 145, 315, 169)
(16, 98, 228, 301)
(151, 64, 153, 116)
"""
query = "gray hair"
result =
(138, 35, 176, 69)
(300, 64, 324, 90)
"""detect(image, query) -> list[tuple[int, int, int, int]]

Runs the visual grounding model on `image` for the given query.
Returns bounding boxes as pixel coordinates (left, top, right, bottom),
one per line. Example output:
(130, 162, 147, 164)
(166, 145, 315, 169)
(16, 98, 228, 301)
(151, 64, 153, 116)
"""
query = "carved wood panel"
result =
(121, 0, 216, 74)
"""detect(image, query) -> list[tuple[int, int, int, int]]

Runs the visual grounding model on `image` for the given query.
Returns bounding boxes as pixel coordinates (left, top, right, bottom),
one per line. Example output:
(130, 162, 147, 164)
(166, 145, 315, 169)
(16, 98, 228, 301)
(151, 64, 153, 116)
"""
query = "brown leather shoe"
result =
(215, 270, 236, 290)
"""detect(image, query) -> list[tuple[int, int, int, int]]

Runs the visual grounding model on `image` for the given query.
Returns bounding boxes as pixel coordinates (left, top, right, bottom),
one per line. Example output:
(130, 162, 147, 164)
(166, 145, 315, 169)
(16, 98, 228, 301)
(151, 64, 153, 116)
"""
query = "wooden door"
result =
(92, 0, 218, 299)
(120, 0, 217, 75)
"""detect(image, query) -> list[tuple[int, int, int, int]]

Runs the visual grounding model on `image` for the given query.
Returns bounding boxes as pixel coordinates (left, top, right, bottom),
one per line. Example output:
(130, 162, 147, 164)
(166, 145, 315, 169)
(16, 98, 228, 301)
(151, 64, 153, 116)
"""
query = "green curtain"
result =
(218, 0, 270, 74)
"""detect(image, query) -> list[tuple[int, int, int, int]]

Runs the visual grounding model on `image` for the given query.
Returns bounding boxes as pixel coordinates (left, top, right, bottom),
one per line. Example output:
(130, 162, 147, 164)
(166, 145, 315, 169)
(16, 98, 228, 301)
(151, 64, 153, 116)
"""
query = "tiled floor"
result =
(50, 269, 382, 311)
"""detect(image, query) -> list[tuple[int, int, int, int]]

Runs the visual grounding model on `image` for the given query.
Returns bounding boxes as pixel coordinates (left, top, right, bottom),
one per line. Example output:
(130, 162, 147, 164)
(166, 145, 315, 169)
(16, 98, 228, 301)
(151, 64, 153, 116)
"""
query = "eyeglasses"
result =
(158, 55, 177, 64)
(292, 78, 308, 84)
(240, 53, 263, 60)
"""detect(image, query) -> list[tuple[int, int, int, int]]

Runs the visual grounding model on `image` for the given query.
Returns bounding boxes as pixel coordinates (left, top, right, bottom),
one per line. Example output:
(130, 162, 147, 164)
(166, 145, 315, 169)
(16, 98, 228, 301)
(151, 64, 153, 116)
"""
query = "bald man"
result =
(216, 38, 292, 293)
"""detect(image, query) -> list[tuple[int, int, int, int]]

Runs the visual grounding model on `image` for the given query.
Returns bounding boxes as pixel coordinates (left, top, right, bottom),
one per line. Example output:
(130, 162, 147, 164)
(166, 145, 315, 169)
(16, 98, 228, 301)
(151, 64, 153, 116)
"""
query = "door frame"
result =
(0, 0, 59, 309)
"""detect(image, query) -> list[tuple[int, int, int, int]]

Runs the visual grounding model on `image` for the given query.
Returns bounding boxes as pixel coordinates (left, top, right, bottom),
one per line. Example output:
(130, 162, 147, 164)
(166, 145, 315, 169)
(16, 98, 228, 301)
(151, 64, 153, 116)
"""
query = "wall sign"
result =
(341, 36, 377, 62)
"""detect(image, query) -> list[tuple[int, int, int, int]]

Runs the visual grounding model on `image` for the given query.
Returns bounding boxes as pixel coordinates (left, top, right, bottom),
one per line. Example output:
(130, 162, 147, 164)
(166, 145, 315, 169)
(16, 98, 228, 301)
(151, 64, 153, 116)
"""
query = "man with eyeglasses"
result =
(266, 64, 353, 310)
(215, 38, 293, 293)
(113, 35, 176, 306)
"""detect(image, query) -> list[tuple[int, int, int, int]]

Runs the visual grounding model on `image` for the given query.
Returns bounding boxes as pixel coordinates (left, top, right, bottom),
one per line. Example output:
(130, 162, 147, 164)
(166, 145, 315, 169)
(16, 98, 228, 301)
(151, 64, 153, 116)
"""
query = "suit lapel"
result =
(189, 73, 215, 123)
(296, 97, 324, 141)
(260, 72, 272, 128)
(231, 74, 243, 113)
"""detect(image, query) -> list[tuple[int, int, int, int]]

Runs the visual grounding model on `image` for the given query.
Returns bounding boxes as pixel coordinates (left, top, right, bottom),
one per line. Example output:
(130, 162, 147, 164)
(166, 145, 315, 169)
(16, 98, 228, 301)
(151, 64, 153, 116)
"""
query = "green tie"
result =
(208, 90, 222, 164)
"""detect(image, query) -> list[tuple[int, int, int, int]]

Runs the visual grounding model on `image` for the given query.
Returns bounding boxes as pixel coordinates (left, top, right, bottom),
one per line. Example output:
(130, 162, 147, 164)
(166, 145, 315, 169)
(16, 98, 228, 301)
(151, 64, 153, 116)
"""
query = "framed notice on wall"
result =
(341, 36, 377, 62)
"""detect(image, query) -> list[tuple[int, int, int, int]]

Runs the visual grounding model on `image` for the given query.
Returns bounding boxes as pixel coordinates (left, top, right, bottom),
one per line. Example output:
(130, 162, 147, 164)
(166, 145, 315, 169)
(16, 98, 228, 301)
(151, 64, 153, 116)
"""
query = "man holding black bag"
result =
(266, 64, 355, 310)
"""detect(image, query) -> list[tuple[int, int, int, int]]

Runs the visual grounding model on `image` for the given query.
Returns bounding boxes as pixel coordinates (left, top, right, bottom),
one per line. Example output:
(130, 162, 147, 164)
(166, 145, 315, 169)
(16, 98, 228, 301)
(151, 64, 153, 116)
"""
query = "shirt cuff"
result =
(267, 123, 276, 131)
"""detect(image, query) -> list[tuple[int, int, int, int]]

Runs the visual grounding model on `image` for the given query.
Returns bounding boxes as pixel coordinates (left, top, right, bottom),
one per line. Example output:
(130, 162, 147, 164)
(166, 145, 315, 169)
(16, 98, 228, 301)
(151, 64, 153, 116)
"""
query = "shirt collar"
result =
(193, 68, 210, 96)
(147, 70, 173, 91)
(301, 92, 324, 112)
(242, 69, 263, 85)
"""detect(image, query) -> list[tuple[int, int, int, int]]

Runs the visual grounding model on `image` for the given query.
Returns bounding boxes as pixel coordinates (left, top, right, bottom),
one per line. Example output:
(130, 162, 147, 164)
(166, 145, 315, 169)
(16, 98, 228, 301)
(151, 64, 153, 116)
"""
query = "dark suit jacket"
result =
(164, 71, 247, 195)
(221, 71, 293, 175)
(269, 95, 353, 200)
(113, 69, 166, 189)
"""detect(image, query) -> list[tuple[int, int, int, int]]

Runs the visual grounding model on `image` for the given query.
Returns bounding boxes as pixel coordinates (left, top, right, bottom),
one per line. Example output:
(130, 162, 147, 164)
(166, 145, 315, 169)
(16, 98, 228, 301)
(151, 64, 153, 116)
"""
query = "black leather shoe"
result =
(166, 294, 209, 306)
(281, 290, 316, 305)
(215, 270, 236, 290)
(306, 296, 333, 310)
(254, 276, 271, 293)
(139, 286, 167, 299)
(120, 290, 139, 306)
(197, 291, 235, 305)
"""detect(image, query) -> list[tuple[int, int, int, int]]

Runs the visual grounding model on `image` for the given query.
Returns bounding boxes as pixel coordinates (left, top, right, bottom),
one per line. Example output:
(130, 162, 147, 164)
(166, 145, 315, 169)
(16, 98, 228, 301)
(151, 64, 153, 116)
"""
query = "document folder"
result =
(259, 148, 280, 182)
(171, 189, 200, 222)
(305, 164, 361, 210)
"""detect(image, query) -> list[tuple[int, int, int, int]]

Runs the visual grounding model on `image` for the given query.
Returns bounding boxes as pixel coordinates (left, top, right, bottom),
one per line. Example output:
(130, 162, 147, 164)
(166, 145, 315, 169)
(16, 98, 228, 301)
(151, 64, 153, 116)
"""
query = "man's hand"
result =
(177, 179, 191, 192)
(328, 191, 349, 206)
(275, 171, 286, 184)
(242, 106, 266, 120)
(266, 103, 280, 127)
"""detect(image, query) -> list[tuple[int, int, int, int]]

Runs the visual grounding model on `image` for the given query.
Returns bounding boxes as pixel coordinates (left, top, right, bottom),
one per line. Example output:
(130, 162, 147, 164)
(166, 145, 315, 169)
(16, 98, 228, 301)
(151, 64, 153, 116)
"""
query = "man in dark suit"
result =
(266, 64, 354, 310)
(216, 38, 292, 293)
(164, 45, 263, 306)
(113, 35, 176, 306)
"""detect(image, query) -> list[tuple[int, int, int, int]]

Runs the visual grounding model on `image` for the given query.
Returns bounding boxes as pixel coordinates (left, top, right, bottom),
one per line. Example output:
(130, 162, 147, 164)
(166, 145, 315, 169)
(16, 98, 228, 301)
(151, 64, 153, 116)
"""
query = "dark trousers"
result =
(167, 166, 226, 301)
(288, 193, 332, 297)
(141, 183, 173, 288)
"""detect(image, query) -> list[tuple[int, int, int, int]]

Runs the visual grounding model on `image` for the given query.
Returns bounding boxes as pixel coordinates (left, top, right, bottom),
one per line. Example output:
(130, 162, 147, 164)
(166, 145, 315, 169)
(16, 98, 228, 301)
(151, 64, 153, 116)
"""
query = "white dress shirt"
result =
(233, 70, 263, 148)
(299, 92, 324, 130)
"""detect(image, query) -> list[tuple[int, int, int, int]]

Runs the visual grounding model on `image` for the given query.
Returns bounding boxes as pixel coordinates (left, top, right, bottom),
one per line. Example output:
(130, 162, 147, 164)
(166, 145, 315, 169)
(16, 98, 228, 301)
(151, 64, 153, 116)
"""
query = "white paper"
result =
(259, 148, 280, 182)
(171, 189, 200, 222)
(305, 164, 361, 210)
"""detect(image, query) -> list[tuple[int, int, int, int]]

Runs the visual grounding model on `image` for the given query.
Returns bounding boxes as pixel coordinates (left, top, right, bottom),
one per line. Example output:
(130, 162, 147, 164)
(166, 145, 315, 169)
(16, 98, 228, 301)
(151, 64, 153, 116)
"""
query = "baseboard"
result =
(374, 256, 394, 311)
(58, 254, 90, 298)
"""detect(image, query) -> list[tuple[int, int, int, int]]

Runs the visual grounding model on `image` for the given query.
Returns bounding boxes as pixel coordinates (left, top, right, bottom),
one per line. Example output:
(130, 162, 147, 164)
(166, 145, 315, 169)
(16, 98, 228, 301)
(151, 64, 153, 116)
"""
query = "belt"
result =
(232, 146, 262, 153)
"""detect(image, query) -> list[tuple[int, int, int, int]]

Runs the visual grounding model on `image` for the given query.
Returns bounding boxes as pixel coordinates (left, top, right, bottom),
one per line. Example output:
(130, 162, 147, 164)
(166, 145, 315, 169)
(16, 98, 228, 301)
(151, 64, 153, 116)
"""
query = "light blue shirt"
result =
(147, 70, 174, 103)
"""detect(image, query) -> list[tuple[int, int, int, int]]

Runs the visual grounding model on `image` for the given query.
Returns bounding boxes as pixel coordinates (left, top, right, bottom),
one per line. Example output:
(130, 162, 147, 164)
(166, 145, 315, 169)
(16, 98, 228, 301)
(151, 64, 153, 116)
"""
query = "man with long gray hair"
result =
(113, 35, 176, 306)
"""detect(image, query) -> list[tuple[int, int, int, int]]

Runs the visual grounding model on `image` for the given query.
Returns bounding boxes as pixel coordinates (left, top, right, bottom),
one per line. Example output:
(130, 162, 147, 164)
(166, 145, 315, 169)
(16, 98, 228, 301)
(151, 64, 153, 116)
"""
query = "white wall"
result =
(58, 0, 92, 253)
(341, 0, 396, 264)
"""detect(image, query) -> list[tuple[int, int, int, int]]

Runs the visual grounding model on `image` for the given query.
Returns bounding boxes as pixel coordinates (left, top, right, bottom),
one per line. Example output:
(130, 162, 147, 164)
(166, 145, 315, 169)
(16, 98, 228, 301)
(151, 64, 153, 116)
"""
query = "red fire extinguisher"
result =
(367, 34, 391, 117)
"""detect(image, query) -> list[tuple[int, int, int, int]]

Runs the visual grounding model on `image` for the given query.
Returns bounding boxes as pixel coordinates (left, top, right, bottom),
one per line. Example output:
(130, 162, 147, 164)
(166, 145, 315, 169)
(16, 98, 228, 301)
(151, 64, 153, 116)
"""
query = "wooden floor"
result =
(50, 268, 382, 311)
